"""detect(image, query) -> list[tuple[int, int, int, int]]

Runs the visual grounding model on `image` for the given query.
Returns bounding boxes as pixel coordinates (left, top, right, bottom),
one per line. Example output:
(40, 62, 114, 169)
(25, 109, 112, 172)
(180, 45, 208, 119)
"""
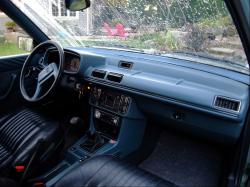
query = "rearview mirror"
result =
(65, 0, 90, 11)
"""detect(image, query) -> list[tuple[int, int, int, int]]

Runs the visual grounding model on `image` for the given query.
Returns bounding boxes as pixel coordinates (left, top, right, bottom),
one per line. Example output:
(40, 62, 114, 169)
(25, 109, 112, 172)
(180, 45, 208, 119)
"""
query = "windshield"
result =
(11, 0, 249, 74)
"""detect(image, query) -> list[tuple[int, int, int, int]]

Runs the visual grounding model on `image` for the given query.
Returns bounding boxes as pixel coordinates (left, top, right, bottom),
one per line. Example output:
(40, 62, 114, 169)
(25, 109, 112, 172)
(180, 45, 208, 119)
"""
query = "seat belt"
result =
(20, 139, 46, 183)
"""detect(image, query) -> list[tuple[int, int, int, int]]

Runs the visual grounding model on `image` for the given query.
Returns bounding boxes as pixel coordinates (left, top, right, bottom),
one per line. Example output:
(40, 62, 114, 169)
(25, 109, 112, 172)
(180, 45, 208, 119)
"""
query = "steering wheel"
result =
(20, 40, 64, 102)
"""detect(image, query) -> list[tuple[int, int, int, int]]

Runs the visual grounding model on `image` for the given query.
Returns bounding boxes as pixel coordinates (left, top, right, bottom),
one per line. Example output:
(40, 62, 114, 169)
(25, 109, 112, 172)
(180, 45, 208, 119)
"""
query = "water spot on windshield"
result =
(11, 0, 249, 73)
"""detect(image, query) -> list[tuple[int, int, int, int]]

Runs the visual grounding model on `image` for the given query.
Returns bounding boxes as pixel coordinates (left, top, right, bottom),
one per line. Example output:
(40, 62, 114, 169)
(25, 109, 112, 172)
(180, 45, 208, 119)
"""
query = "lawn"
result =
(0, 43, 27, 57)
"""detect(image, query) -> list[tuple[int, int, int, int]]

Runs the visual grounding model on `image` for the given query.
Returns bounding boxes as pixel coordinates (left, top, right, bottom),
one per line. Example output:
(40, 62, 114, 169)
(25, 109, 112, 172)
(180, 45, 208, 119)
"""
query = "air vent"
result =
(214, 96, 240, 112)
(107, 72, 123, 83)
(92, 69, 106, 79)
(119, 61, 133, 69)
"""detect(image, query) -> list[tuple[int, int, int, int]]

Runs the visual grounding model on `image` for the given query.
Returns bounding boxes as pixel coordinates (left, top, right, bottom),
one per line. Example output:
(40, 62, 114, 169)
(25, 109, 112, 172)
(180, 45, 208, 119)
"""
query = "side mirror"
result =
(65, 0, 90, 11)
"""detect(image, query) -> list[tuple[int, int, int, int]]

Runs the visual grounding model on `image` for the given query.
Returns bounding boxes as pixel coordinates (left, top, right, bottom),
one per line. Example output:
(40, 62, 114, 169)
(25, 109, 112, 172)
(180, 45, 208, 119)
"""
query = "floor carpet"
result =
(139, 131, 223, 187)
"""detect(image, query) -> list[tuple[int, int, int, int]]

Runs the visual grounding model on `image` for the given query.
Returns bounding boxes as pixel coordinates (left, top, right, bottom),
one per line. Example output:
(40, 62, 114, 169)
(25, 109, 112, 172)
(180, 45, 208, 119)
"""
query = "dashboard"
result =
(59, 47, 249, 144)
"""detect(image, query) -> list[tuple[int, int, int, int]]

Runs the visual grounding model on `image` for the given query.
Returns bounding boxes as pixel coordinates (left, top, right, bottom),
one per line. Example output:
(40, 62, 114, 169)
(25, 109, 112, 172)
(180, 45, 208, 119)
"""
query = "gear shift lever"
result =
(65, 117, 87, 143)
(80, 130, 106, 153)
(70, 117, 84, 127)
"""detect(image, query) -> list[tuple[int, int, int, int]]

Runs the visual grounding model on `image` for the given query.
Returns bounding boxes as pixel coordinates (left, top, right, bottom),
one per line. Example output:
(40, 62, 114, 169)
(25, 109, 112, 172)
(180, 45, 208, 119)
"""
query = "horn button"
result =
(38, 65, 53, 83)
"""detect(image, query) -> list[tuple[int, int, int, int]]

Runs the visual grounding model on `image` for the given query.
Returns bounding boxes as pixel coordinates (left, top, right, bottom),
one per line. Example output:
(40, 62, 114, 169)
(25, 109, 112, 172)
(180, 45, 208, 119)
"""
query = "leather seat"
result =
(0, 177, 19, 187)
(55, 155, 176, 187)
(0, 109, 63, 176)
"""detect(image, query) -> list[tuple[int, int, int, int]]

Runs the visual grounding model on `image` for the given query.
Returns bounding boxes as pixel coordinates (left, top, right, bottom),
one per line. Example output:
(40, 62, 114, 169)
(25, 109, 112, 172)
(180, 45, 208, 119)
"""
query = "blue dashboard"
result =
(62, 47, 250, 144)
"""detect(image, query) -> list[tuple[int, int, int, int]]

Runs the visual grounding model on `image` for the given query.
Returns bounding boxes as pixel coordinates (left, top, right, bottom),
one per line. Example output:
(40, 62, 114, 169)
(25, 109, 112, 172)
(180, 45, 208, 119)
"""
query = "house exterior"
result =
(1, 0, 95, 51)
(38, 0, 94, 35)
(7, 0, 94, 36)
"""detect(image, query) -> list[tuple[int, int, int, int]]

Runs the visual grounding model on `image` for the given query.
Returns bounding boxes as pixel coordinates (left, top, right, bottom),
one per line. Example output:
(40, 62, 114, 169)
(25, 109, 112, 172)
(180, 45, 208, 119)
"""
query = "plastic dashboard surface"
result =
(65, 47, 250, 143)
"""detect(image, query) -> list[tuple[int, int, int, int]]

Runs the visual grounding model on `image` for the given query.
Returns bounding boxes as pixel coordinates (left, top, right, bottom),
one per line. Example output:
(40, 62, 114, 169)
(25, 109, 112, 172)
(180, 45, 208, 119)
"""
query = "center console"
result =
(90, 86, 131, 140)
(60, 85, 134, 164)
(43, 84, 146, 187)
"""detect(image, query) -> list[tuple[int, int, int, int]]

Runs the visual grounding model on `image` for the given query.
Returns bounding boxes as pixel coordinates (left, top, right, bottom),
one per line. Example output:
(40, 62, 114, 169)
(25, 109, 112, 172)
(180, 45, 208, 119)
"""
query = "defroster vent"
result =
(92, 69, 106, 79)
(106, 72, 123, 83)
(214, 96, 240, 112)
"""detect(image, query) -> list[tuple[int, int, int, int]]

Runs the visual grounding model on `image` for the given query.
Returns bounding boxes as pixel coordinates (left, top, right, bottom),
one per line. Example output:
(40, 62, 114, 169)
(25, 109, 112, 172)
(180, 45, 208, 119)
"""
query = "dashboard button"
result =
(94, 110, 101, 119)
(173, 112, 185, 120)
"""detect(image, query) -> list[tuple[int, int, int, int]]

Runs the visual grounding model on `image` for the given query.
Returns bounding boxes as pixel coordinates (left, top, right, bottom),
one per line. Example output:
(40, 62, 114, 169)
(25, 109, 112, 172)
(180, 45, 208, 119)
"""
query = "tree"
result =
(92, 0, 229, 30)
(127, 0, 167, 26)
(168, 0, 228, 27)
(92, 0, 129, 29)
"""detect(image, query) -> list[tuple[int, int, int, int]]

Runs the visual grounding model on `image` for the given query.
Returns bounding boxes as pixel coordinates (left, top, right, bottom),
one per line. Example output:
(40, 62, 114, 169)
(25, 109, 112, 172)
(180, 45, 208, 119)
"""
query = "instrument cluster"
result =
(64, 52, 81, 73)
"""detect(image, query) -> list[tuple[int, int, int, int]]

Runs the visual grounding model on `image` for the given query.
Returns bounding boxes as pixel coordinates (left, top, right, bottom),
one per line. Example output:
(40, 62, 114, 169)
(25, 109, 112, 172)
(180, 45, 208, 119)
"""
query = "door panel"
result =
(0, 55, 28, 114)
(0, 55, 26, 72)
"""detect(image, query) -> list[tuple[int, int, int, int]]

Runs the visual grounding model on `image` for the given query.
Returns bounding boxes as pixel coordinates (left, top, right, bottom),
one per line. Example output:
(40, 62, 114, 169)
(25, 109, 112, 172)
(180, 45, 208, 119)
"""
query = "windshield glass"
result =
(11, 0, 249, 74)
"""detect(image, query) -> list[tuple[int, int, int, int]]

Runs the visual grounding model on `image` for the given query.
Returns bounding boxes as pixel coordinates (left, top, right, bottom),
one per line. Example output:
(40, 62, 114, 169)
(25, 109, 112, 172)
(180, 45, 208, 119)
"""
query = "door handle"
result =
(0, 74, 17, 101)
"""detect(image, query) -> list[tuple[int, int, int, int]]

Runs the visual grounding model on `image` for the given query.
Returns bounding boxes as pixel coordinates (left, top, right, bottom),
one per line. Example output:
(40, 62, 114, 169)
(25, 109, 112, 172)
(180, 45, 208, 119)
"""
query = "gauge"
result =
(64, 53, 80, 73)
(70, 57, 80, 72)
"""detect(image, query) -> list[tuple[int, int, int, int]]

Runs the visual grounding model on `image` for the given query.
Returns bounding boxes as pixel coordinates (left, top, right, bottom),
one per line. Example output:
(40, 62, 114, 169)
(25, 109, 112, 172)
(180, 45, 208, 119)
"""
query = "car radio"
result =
(90, 86, 131, 115)
(93, 109, 121, 140)
(94, 109, 120, 127)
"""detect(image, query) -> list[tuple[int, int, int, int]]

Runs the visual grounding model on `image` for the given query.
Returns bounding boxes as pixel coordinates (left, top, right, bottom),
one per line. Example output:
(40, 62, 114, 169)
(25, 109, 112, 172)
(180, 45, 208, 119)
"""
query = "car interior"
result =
(0, 0, 249, 187)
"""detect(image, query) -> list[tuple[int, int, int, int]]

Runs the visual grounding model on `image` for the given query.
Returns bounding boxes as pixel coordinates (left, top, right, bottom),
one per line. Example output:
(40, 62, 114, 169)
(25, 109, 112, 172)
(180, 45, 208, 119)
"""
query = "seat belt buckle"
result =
(32, 181, 45, 187)
(15, 165, 25, 173)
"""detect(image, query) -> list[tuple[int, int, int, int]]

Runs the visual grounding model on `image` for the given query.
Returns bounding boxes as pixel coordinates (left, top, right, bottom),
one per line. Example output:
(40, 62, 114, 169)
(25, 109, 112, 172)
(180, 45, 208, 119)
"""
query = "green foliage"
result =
(198, 16, 233, 29)
(4, 21, 17, 28)
(166, 31, 180, 50)
(198, 16, 237, 36)
(93, 0, 231, 34)
(133, 32, 160, 42)
(153, 32, 167, 46)
(168, 0, 229, 28)
(186, 25, 205, 51)
(0, 36, 5, 44)
(111, 18, 123, 26)
(225, 25, 237, 37)
(129, 31, 169, 49)
(0, 43, 26, 56)
(127, 0, 168, 26)
(93, 0, 129, 27)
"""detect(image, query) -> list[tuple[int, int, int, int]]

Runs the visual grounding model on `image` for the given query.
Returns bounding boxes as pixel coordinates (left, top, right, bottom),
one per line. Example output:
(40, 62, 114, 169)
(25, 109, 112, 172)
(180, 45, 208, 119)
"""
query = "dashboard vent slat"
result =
(107, 72, 123, 83)
(92, 69, 106, 79)
(214, 96, 240, 112)
(119, 61, 133, 69)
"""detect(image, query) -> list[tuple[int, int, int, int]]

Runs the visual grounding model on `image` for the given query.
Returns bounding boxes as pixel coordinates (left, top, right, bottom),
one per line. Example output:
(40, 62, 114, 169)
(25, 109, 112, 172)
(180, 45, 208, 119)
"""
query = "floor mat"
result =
(139, 131, 223, 187)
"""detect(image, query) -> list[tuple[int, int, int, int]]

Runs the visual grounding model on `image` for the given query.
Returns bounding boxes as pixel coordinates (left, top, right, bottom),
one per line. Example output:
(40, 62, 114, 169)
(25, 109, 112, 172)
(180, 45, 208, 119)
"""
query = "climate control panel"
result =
(90, 86, 131, 115)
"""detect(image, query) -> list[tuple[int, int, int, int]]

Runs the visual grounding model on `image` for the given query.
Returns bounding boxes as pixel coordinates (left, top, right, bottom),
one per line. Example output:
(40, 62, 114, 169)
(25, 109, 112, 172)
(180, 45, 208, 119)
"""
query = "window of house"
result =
(52, 0, 59, 17)
(50, 0, 78, 18)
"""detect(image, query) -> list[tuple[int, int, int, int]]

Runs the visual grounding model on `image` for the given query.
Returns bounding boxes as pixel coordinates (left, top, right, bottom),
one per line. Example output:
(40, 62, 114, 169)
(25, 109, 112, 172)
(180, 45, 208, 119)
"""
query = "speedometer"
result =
(70, 57, 80, 72)
(64, 52, 80, 73)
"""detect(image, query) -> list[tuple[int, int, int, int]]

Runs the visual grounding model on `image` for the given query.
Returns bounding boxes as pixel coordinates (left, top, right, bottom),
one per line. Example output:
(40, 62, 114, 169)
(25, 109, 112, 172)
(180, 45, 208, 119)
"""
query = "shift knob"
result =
(70, 117, 84, 126)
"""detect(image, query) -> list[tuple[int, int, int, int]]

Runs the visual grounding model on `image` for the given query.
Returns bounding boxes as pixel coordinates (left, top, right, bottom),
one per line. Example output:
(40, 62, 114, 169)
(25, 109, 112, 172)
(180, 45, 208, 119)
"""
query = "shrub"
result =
(4, 21, 17, 28)
(223, 25, 237, 37)
(186, 25, 205, 51)
(4, 21, 17, 32)
(111, 18, 123, 27)
(166, 31, 181, 50)
(198, 16, 233, 32)
(0, 36, 5, 43)
(133, 32, 159, 42)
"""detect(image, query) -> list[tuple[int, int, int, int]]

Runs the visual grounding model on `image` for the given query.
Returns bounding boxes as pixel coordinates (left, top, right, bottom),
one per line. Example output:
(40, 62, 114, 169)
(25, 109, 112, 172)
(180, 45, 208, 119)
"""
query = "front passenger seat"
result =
(55, 155, 176, 187)
(0, 109, 63, 177)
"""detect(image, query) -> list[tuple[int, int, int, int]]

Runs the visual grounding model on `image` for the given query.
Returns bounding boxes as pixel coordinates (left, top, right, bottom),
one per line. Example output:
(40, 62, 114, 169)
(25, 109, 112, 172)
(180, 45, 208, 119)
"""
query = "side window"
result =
(0, 11, 33, 57)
